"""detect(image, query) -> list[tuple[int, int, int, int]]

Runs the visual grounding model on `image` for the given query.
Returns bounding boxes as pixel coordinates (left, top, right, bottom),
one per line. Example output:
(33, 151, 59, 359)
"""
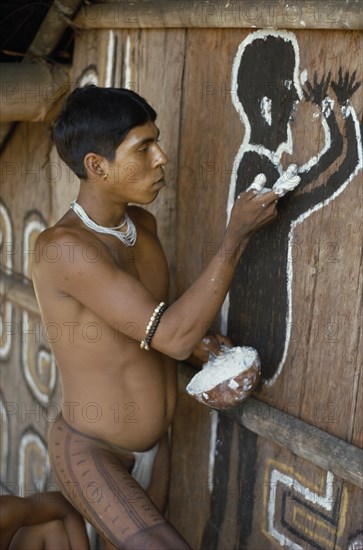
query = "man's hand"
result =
(186, 334, 233, 369)
(228, 186, 279, 245)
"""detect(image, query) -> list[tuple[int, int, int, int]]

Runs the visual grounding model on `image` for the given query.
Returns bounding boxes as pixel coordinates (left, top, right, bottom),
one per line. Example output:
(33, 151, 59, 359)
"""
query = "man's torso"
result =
(32, 206, 177, 451)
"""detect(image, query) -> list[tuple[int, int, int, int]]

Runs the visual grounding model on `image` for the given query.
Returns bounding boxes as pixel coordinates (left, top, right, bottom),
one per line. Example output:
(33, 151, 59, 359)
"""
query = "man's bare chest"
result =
(104, 236, 168, 302)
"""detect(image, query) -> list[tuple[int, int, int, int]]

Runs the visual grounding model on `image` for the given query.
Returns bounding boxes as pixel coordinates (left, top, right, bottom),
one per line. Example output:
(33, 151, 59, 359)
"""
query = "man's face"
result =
(108, 120, 168, 204)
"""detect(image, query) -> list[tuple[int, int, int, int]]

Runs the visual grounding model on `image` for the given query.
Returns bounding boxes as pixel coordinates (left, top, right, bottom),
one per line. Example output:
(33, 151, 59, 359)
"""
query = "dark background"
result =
(0, 0, 74, 64)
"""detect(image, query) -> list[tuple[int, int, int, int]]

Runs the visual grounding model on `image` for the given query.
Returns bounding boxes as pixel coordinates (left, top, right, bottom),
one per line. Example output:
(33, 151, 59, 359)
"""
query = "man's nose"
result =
(153, 145, 168, 167)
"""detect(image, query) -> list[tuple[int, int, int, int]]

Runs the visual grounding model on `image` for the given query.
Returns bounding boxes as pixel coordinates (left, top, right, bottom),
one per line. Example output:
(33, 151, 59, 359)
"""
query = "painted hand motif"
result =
(303, 71, 331, 105)
(246, 170, 301, 197)
(272, 164, 301, 196)
(331, 68, 361, 106)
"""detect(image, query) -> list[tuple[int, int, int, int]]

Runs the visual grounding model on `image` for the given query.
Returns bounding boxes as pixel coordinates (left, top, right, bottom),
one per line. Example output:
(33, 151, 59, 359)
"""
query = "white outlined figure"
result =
(222, 30, 362, 384)
(202, 31, 361, 550)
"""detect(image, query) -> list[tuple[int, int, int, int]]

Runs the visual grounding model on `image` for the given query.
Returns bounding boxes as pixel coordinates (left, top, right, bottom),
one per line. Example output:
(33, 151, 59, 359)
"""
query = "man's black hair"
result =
(52, 85, 157, 179)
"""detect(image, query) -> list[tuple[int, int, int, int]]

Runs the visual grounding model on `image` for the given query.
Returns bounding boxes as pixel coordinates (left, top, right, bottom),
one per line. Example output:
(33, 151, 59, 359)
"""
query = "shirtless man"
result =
(32, 85, 279, 549)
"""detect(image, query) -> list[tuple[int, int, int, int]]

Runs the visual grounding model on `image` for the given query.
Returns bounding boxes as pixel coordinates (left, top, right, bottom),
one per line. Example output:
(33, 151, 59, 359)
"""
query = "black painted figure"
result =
(225, 32, 362, 382)
(202, 31, 362, 550)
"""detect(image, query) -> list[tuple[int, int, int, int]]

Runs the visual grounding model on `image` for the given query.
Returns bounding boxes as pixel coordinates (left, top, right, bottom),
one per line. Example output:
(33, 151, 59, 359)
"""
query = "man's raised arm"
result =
(34, 189, 278, 360)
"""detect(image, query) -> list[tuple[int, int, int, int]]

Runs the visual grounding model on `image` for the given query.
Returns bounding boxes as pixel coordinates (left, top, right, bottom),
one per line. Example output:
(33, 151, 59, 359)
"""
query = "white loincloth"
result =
(131, 442, 159, 489)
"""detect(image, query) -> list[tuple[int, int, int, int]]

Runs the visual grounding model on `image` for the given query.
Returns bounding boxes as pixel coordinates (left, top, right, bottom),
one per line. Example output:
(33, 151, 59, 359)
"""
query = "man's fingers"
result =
(201, 336, 222, 356)
(246, 173, 267, 194)
(238, 189, 278, 208)
(255, 189, 279, 207)
(215, 334, 233, 349)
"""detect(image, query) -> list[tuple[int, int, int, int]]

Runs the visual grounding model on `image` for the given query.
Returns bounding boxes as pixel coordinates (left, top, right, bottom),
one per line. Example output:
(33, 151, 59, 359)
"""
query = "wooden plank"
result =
(133, 29, 185, 299)
(48, 146, 80, 226)
(0, 123, 52, 274)
(169, 364, 214, 548)
(74, 1, 363, 30)
(176, 28, 244, 300)
(200, 418, 259, 550)
(351, 357, 363, 448)
(171, 27, 362, 444)
(0, 64, 69, 122)
(170, 26, 362, 549)
(27, 0, 83, 58)
(254, 29, 363, 443)
(0, 268, 39, 314)
(227, 398, 363, 489)
(335, 483, 363, 550)
(172, 372, 363, 549)
(0, 122, 60, 493)
(0, 0, 81, 149)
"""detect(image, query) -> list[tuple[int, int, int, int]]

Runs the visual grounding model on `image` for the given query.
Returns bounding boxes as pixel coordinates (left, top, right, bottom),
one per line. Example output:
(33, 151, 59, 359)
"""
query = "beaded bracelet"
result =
(140, 302, 168, 350)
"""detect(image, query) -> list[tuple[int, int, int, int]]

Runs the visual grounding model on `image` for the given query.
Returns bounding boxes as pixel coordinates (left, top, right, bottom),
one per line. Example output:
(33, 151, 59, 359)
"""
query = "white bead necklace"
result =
(70, 201, 137, 247)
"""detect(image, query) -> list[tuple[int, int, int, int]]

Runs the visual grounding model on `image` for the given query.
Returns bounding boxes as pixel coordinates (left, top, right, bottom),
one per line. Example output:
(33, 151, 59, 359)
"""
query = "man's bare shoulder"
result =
(33, 216, 114, 285)
(36, 210, 92, 243)
(35, 222, 95, 263)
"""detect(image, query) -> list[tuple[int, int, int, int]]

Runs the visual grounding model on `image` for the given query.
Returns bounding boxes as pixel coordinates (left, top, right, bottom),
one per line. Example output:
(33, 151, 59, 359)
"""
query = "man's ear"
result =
(83, 153, 109, 181)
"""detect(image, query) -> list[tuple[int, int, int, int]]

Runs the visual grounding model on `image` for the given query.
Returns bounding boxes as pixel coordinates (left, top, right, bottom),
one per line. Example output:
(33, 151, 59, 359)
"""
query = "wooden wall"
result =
(0, 122, 81, 479)
(1, 10, 362, 550)
(170, 29, 363, 550)
(1, 122, 56, 496)
(168, 28, 363, 550)
(0, 121, 99, 542)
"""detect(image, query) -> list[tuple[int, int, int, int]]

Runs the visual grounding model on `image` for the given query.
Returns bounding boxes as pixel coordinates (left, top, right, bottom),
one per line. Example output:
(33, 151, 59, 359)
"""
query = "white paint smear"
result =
(260, 96, 272, 125)
(105, 30, 115, 87)
(186, 346, 258, 394)
(79, 69, 99, 87)
(123, 34, 132, 88)
(0, 202, 13, 359)
(208, 410, 218, 491)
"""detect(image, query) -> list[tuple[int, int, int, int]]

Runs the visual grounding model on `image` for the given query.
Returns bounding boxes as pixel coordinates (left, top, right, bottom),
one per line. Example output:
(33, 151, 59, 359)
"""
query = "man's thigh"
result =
(48, 417, 190, 549)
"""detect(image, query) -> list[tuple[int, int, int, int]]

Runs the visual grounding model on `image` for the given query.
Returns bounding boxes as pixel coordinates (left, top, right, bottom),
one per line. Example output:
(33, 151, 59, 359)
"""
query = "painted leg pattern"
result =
(48, 415, 191, 550)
